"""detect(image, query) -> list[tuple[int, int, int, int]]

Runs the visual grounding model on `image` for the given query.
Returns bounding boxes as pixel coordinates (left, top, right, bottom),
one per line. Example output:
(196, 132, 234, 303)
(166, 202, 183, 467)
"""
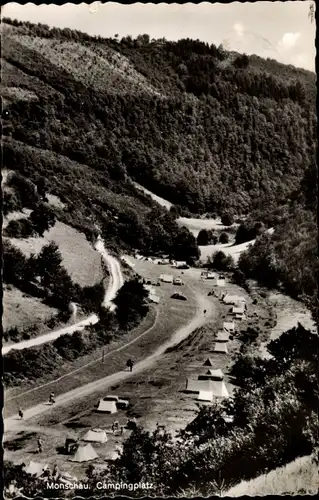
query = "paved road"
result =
(2, 236, 123, 355)
(5, 285, 213, 432)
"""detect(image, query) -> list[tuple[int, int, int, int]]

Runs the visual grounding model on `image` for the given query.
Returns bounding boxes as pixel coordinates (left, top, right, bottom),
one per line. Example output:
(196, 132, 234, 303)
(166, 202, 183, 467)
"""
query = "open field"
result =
(225, 454, 318, 496)
(2, 285, 59, 331)
(7, 220, 104, 287)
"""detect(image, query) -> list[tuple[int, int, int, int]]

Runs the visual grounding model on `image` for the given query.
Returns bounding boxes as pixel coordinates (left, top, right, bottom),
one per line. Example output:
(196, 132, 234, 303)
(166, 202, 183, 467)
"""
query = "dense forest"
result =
(1, 19, 317, 310)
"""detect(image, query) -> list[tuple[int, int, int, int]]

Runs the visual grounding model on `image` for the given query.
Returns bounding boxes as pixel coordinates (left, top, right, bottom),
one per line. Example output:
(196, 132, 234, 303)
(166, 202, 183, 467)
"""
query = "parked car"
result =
(102, 395, 129, 409)
(173, 277, 183, 286)
(171, 293, 187, 301)
(177, 264, 189, 270)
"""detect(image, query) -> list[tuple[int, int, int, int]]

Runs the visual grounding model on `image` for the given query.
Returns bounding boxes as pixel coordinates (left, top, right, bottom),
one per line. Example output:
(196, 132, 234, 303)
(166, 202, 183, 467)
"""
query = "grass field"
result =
(2, 285, 59, 331)
(225, 454, 318, 496)
(8, 220, 104, 287)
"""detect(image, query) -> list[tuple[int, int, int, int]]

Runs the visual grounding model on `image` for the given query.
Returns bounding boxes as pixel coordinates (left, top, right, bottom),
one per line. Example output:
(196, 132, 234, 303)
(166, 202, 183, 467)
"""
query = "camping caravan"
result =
(213, 342, 228, 354)
(223, 321, 235, 333)
(160, 274, 174, 283)
(97, 399, 117, 413)
(223, 294, 246, 305)
(82, 429, 108, 444)
(198, 369, 224, 381)
(216, 330, 230, 342)
(70, 444, 98, 462)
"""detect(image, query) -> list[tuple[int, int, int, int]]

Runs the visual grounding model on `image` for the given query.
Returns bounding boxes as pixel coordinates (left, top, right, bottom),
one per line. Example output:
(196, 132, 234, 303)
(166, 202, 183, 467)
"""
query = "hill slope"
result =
(2, 18, 317, 309)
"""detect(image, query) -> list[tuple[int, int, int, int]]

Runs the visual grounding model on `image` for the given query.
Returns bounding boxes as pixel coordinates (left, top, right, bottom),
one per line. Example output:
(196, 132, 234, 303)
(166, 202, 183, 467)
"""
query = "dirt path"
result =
(2, 236, 123, 355)
(5, 288, 213, 432)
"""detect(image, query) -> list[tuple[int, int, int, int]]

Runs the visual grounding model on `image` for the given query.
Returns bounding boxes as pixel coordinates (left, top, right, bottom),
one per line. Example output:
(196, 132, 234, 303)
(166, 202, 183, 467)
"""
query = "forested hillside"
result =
(1, 19, 317, 306)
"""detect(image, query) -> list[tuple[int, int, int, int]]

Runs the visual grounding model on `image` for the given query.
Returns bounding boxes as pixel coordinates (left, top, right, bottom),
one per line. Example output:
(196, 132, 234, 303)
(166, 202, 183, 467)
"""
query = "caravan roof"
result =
(97, 399, 117, 413)
(213, 342, 228, 354)
(223, 294, 246, 305)
(82, 429, 108, 443)
(70, 444, 98, 462)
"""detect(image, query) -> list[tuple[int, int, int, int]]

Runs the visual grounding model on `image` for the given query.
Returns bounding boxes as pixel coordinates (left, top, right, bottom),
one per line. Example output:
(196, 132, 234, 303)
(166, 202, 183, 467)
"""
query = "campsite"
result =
(4, 256, 287, 478)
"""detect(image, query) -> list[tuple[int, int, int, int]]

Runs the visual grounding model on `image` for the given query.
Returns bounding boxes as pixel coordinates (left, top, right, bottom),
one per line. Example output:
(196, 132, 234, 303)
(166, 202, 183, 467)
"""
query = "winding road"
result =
(2, 236, 123, 355)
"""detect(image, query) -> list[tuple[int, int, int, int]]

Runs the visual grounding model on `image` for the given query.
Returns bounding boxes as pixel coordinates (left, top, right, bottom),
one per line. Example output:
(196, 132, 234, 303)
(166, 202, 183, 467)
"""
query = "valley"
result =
(2, 10, 317, 498)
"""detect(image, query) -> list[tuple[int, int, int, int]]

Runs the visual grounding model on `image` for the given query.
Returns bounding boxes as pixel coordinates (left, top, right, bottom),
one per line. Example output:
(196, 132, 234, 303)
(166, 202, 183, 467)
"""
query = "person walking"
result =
(126, 359, 134, 372)
(37, 437, 43, 454)
(18, 408, 24, 419)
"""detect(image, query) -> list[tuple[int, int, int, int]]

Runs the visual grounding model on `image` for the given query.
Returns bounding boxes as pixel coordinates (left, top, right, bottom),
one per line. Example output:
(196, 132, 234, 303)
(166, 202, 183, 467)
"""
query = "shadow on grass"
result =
(4, 432, 37, 451)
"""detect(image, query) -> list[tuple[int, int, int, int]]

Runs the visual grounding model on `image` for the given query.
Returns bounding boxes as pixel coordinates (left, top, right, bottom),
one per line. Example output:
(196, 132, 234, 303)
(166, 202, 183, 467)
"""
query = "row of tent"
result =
(186, 359, 230, 402)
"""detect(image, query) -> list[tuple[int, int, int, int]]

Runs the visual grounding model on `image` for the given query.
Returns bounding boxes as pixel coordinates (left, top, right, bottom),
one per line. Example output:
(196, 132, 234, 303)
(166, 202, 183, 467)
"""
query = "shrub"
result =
(219, 232, 229, 244)
(4, 217, 35, 238)
(221, 212, 234, 226)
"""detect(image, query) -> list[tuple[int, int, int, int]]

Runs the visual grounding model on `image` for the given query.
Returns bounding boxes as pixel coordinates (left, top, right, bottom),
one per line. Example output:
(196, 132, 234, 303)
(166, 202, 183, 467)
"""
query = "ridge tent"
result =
(187, 379, 229, 398)
(213, 342, 228, 354)
(203, 358, 215, 366)
(211, 380, 229, 398)
(186, 379, 214, 393)
(70, 444, 98, 462)
(198, 369, 224, 381)
(97, 399, 117, 413)
(216, 330, 230, 342)
(24, 461, 49, 477)
(198, 391, 213, 402)
(223, 321, 235, 333)
(82, 429, 108, 443)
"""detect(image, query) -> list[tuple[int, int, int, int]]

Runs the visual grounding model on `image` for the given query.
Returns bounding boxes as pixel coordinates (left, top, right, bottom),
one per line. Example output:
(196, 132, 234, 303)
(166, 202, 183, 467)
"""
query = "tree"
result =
(221, 212, 234, 226)
(219, 232, 229, 244)
(113, 278, 149, 329)
(197, 229, 210, 246)
(30, 203, 56, 236)
(36, 242, 63, 288)
(212, 251, 234, 271)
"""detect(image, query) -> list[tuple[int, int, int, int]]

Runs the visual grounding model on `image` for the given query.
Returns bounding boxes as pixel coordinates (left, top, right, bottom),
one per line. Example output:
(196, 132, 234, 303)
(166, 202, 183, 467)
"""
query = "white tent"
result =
(204, 369, 224, 380)
(24, 461, 48, 477)
(217, 278, 226, 287)
(97, 399, 117, 413)
(82, 429, 108, 443)
(203, 358, 215, 366)
(186, 379, 214, 393)
(70, 444, 98, 462)
(216, 330, 230, 342)
(223, 321, 235, 332)
(198, 391, 213, 402)
(210, 380, 229, 398)
(213, 342, 228, 354)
